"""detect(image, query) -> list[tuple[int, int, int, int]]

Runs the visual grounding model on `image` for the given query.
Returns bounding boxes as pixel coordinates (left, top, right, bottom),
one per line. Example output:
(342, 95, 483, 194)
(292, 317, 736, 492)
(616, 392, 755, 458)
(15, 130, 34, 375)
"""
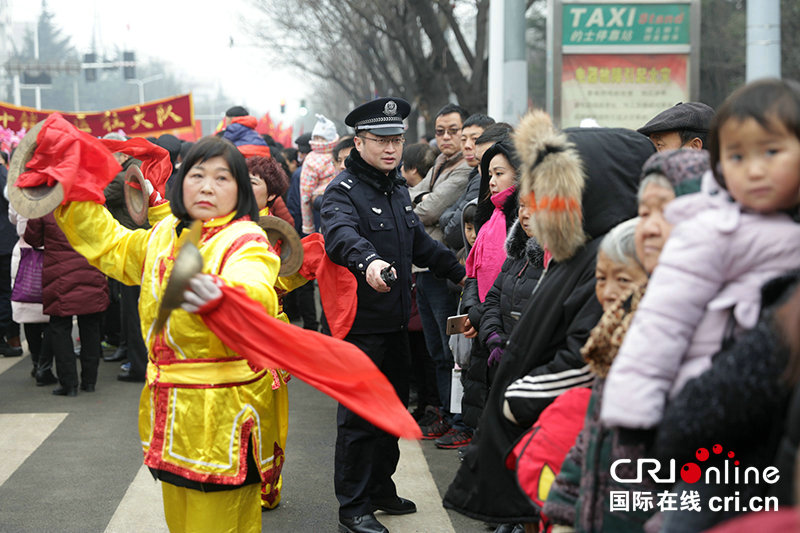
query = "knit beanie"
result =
(312, 114, 338, 142)
(640, 149, 709, 197)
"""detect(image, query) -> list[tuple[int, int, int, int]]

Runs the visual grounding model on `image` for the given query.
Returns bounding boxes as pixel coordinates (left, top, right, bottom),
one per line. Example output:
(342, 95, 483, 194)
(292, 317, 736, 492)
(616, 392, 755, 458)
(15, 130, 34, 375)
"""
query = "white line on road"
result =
(0, 413, 68, 486)
(105, 464, 168, 533)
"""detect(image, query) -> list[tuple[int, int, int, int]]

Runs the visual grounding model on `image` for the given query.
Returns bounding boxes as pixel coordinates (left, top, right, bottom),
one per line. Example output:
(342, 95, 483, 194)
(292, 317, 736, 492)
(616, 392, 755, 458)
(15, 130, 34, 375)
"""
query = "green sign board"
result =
(562, 3, 690, 46)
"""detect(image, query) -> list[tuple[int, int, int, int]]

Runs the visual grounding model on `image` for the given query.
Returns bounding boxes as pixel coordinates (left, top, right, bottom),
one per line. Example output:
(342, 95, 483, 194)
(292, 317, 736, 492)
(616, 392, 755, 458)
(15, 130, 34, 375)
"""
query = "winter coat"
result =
(221, 116, 271, 159)
(466, 186, 518, 301)
(650, 272, 797, 530)
(104, 157, 149, 230)
(300, 139, 337, 234)
(440, 167, 480, 251)
(24, 213, 108, 317)
(8, 206, 47, 324)
(543, 284, 657, 532)
(321, 147, 465, 335)
(409, 152, 471, 244)
(602, 172, 800, 430)
(461, 220, 544, 429)
(443, 123, 655, 523)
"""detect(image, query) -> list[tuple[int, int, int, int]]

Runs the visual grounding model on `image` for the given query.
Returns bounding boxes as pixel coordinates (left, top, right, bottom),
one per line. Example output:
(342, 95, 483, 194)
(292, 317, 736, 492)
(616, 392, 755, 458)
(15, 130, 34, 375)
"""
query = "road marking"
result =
(105, 464, 168, 533)
(0, 353, 27, 376)
(0, 413, 68, 486)
(381, 439, 456, 533)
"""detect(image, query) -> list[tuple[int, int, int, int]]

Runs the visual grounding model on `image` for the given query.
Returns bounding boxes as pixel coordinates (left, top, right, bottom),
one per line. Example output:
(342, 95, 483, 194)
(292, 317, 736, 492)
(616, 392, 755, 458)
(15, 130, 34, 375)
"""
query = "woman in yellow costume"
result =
(55, 135, 286, 532)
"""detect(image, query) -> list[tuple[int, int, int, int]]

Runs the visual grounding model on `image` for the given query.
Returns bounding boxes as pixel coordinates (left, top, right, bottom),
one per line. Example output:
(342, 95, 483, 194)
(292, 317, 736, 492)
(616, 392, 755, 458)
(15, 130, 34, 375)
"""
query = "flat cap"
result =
(345, 97, 410, 136)
(637, 102, 715, 136)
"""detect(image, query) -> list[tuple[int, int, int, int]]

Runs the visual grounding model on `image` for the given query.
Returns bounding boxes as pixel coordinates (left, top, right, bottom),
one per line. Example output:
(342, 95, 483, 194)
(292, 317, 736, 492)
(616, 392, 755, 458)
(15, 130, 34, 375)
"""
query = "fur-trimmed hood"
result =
(514, 110, 655, 262)
(505, 218, 545, 268)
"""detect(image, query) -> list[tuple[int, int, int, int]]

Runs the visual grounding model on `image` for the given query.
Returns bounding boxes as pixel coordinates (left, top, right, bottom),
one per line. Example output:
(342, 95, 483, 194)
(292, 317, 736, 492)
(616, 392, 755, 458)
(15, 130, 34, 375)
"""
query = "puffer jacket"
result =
(602, 172, 800, 430)
(24, 213, 108, 317)
(461, 220, 543, 428)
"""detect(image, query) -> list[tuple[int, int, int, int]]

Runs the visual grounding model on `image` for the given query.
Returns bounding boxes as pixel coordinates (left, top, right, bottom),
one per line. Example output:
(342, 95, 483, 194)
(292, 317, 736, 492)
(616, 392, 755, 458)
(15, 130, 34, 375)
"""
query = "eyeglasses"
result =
(360, 135, 406, 147)
(435, 127, 460, 137)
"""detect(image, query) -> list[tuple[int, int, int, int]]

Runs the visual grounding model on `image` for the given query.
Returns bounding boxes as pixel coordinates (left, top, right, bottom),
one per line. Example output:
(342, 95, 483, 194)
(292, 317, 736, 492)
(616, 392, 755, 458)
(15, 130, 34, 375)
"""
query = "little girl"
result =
(602, 78, 800, 430)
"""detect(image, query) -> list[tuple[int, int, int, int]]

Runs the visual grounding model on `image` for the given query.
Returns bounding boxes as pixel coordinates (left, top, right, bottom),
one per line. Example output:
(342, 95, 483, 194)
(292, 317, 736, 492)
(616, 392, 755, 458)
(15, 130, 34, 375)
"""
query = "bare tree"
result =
(247, 0, 489, 137)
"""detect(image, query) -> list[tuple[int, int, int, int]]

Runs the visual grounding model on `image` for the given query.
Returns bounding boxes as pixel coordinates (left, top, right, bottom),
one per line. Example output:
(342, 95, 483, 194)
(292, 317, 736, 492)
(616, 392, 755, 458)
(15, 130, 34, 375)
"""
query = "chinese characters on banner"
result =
(0, 94, 194, 138)
(561, 54, 688, 129)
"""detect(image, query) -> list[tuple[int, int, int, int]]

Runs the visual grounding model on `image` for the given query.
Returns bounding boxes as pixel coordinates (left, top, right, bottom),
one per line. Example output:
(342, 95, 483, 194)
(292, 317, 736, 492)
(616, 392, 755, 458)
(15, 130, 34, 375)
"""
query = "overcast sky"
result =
(8, 0, 308, 117)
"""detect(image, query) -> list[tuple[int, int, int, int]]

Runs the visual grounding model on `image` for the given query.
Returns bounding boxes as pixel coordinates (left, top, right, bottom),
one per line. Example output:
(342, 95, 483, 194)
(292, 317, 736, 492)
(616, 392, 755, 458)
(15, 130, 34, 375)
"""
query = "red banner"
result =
(0, 94, 194, 139)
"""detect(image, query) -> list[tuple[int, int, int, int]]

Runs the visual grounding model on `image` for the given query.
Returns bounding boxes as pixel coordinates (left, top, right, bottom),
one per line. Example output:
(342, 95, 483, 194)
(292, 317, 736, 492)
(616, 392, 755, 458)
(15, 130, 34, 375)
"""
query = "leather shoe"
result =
(371, 496, 416, 515)
(52, 386, 77, 397)
(117, 370, 145, 383)
(80, 383, 95, 392)
(104, 348, 127, 362)
(35, 372, 58, 387)
(338, 513, 388, 533)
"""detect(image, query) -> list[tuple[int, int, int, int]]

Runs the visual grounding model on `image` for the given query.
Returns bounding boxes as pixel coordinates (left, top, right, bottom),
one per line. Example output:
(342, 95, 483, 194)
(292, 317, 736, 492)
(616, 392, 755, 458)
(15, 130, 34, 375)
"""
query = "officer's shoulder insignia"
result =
(404, 205, 412, 212)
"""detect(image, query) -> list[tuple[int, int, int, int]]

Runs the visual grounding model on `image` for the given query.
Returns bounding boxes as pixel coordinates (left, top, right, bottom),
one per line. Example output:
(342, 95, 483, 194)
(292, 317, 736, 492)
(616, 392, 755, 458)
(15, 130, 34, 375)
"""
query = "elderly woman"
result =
(55, 136, 285, 533)
(542, 149, 709, 533)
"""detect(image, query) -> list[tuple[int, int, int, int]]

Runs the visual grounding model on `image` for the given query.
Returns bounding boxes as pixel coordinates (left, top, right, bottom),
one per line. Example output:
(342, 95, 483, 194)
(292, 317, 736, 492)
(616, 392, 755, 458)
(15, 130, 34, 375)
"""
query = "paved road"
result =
(0, 351, 490, 533)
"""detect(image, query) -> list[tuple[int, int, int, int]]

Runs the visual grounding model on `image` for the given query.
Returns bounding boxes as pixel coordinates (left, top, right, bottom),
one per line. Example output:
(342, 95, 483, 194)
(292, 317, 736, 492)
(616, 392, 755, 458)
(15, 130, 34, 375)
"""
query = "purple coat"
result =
(24, 213, 109, 317)
(602, 173, 800, 429)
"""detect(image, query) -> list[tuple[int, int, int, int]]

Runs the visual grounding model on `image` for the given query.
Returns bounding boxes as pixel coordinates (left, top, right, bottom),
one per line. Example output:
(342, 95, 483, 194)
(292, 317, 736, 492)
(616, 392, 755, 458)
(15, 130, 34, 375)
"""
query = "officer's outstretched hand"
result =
(366, 259, 394, 293)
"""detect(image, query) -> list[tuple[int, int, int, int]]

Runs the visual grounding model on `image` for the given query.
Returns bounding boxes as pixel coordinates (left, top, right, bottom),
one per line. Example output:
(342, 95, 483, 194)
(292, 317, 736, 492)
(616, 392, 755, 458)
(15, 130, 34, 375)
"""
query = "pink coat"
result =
(602, 173, 800, 429)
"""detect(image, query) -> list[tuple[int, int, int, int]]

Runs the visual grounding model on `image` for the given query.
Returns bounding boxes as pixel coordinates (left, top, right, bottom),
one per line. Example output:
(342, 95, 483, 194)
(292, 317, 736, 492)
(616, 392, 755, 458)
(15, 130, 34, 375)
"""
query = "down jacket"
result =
(461, 219, 544, 428)
(24, 213, 108, 317)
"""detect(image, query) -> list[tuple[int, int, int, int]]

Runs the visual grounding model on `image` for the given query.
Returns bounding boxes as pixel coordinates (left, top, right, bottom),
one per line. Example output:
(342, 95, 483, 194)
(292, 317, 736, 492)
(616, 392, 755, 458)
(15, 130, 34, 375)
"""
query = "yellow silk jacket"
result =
(56, 201, 288, 485)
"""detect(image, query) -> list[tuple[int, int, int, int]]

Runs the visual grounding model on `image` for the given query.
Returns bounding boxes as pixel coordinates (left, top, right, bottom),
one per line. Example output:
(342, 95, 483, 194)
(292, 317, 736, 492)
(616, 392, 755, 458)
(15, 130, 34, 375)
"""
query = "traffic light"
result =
(280, 100, 286, 114)
(84, 53, 97, 82)
(123, 51, 136, 80)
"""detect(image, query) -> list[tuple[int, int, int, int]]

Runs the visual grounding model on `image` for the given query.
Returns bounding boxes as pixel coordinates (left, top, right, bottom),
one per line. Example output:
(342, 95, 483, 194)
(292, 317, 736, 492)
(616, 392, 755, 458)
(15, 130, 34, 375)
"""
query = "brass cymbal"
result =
(123, 164, 148, 226)
(8, 120, 65, 219)
(153, 220, 204, 333)
(258, 215, 304, 277)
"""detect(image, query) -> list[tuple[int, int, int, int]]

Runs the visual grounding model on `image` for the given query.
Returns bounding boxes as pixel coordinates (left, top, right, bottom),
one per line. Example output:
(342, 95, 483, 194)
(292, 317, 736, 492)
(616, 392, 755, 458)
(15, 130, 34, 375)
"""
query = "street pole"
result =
(488, 0, 528, 124)
(127, 73, 164, 104)
(746, 0, 781, 81)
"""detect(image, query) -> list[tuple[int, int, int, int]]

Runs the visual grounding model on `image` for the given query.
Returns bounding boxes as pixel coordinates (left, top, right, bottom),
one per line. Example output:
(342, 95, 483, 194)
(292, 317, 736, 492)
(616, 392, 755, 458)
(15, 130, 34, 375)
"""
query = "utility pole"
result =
(746, 0, 781, 81)
(488, 0, 528, 124)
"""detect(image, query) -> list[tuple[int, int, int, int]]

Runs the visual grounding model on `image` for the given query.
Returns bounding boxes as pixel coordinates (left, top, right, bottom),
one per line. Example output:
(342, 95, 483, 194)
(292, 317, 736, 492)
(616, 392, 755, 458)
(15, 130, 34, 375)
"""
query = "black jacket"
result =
(461, 220, 544, 429)
(321, 148, 464, 335)
(444, 126, 654, 523)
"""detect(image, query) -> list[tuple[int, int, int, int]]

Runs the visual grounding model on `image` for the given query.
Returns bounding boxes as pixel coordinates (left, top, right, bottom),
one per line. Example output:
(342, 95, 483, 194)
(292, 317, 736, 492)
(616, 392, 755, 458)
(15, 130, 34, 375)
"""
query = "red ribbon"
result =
(16, 113, 121, 204)
(201, 284, 421, 439)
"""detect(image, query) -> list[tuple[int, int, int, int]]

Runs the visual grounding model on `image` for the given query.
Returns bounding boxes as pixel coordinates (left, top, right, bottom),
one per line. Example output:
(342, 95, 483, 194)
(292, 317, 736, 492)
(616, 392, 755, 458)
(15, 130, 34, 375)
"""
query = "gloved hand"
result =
(182, 274, 223, 313)
(143, 178, 164, 206)
(486, 332, 504, 367)
(488, 346, 504, 367)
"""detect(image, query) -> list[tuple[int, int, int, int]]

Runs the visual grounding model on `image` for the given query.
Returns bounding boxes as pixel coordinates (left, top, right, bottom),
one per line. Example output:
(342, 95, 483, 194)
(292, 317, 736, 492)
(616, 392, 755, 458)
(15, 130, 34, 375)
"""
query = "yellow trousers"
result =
(161, 482, 261, 533)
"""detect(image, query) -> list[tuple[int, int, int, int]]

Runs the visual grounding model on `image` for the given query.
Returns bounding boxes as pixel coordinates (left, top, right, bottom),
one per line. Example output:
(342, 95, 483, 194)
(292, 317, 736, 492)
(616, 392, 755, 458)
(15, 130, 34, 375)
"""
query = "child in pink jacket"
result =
(602, 78, 800, 430)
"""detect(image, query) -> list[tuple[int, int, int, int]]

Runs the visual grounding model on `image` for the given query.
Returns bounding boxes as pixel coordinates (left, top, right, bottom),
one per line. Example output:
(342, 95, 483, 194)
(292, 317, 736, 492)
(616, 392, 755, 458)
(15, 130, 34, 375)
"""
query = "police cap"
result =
(345, 97, 410, 136)
(637, 102, 715, 136)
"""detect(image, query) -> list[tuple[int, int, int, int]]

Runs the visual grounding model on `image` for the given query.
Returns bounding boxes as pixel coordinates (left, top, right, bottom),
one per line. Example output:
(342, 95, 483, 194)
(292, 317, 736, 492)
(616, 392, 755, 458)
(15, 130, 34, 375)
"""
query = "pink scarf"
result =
(465, 186, 516, 301)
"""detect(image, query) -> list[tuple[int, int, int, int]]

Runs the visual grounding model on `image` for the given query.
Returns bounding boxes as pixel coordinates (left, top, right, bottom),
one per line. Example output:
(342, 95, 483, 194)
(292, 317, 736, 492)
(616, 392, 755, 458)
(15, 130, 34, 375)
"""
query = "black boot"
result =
(52, 385, 77, 397)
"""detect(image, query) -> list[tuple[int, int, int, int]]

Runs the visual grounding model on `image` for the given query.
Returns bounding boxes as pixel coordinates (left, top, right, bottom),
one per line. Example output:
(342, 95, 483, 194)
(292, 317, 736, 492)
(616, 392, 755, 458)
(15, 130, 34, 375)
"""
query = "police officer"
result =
(322, 97, 465, 533)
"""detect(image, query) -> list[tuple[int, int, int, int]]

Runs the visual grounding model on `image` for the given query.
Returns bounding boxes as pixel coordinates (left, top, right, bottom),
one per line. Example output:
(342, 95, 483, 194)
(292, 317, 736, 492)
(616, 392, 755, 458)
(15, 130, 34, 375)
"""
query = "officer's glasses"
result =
(360, 135, 405, 147)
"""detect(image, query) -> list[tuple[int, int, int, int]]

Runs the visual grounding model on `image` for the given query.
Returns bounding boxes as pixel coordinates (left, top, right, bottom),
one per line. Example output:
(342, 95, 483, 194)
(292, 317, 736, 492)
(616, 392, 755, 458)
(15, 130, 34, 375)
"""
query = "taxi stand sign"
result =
(546, 0, 701, 130)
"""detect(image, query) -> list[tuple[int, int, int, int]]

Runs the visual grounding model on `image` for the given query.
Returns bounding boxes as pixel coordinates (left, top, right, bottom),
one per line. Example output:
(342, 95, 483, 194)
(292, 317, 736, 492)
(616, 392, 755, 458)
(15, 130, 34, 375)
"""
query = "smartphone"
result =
(446, 314, 469, 335)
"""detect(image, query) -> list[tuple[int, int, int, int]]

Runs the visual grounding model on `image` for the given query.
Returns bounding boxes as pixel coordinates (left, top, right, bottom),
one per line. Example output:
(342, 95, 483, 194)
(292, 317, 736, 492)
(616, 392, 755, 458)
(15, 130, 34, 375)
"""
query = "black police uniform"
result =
(321, 98, 464, 520)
